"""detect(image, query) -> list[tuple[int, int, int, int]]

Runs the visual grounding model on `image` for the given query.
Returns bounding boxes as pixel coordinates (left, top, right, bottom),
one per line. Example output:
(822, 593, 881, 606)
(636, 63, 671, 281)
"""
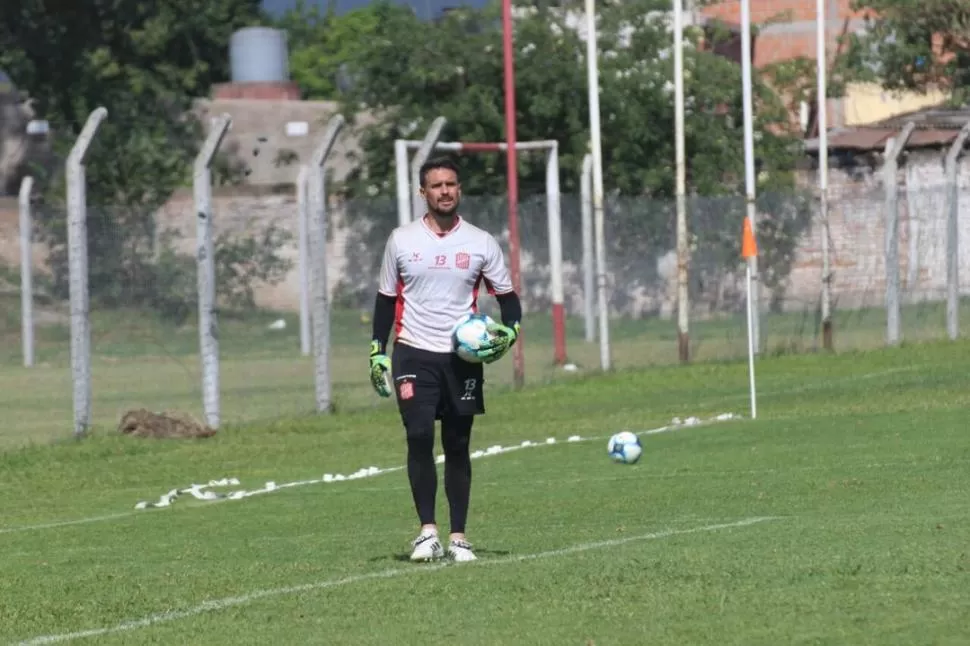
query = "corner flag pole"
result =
(742, 216, 758, 419)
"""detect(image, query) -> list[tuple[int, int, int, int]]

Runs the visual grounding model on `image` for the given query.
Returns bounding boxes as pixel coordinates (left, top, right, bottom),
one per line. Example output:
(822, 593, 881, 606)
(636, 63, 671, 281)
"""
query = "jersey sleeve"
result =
(482, 234, 514, 295)
(377, 232, 400, 297)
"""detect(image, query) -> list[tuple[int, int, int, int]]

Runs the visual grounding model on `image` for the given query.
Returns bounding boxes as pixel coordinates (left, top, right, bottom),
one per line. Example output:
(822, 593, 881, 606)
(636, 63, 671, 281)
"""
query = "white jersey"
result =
(378, 215, 514, 354)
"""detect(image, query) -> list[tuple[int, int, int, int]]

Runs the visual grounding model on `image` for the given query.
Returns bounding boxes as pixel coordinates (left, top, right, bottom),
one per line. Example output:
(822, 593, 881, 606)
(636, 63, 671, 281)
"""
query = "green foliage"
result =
(275, 0, 387, 100)
(300, 0, 806, 308)
(0, 0, 264, 205)
(325, 0, 801, 200)
(759, 54, 854, 135)
(845, 0, 970, 103)
(0, 0, 293, 321)
(215, 223, 295, 313)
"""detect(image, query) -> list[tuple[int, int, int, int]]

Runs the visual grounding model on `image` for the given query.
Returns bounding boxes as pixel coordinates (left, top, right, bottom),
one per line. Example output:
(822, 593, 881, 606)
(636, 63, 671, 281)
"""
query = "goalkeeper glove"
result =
(476, 322, 520, 364)
(369, 340, 392, 398)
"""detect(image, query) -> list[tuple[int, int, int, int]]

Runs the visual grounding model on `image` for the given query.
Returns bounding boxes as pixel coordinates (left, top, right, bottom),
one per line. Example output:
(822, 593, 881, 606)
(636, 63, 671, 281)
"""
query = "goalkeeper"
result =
(368, 156, 522, 564)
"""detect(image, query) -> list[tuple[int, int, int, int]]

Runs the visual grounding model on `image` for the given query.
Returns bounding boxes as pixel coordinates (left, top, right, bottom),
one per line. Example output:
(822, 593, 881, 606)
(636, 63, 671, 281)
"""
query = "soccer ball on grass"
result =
(607, 431, 643, 464)
(452, 313, 497, 364)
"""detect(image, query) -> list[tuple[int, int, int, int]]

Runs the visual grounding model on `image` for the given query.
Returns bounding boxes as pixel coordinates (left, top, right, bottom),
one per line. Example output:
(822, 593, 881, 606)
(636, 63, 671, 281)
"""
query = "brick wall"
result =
(787, 149, 970, 312)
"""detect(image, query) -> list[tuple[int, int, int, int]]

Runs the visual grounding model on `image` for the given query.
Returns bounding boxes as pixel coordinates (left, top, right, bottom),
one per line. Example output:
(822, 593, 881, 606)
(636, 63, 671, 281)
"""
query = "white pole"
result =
(746, 264, 757, 419)
(580, 153, 595, 343)
(585, 0, 612, 371)
(394, 139, 411, 227)
(310, 114, 346, 413)
(410, 117, 447, 222)
(66, 106, 107, 437)
(816, 0, 833, 350)
(673, 0, 689, 363)
(194, 113, 232, 430)
(18, 176, 34, 368)
(546, 144, 566, 364)
(297, 164, 311, 356)
(740, 0, 760, 353)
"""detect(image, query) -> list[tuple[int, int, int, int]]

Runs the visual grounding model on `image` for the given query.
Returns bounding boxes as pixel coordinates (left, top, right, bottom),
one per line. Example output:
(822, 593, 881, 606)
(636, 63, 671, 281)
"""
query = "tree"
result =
(845, 0, 970, 103)
(0, 0, 292, 320)
(326, 0, 800, 199)
(275, 0, 388, 100)
(311, 0, 812, 311)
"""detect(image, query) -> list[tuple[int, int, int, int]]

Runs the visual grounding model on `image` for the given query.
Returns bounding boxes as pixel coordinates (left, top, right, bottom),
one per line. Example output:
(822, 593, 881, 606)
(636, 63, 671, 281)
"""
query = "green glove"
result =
(369, 340, 392, 398)
(476, 322, 520, 364)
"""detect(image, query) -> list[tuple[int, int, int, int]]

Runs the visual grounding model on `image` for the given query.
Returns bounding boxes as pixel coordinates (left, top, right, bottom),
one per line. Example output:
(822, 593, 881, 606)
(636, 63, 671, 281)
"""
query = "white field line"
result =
(14, 516, 779, 645)
(0, 513, 139, 536)
(0, 362, 926, 537)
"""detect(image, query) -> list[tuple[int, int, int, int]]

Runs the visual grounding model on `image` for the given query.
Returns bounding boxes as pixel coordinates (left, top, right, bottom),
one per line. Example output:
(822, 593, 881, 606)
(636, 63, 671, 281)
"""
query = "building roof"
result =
(804, 106, 970, 153)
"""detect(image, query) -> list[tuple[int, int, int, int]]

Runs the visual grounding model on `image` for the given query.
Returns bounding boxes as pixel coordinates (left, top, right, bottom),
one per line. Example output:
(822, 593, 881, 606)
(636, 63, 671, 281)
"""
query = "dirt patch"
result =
(118, 408, 216, 439)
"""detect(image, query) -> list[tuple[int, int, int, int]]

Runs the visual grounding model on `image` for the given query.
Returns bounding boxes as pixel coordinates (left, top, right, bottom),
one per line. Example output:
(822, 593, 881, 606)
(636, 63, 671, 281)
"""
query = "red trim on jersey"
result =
(472, 275, 482, 313)
(394, 277, 405, 337)
(471, 274, 497, 313)
(422, 214, 462, 238)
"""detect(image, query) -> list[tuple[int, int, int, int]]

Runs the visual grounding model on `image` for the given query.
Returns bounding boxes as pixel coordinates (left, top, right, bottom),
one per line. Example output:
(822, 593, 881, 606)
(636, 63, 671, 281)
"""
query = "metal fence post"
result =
(194, 113, 232, 429)
(944, 122, 970, 340)
(580, 154, 595, 343)
(296, 164, 311, 356)
(66, 106, 107, 436)
(310, 114, 345, 413)
(673, 0, 690, 363)
(883, 121, 914, 346)
(19, 176, 34, 368)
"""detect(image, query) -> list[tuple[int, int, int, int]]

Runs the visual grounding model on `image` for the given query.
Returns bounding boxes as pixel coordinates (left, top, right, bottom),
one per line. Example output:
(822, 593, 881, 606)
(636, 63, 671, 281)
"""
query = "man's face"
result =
(421, 168, 461, 217)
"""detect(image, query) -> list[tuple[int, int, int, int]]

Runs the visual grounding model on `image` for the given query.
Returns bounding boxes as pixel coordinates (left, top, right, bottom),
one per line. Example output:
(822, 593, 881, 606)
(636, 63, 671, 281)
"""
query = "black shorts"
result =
(391, 342, 485, 419)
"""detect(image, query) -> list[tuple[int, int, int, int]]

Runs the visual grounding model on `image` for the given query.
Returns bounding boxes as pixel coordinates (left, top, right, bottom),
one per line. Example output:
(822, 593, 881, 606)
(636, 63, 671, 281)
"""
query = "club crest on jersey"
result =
(455, 252, 470, 269)
(399, 381, 414, 400)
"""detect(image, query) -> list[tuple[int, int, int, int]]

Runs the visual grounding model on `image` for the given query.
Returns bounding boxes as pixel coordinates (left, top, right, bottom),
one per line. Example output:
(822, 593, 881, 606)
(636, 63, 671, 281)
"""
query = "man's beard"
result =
(430, 199, 459, 218)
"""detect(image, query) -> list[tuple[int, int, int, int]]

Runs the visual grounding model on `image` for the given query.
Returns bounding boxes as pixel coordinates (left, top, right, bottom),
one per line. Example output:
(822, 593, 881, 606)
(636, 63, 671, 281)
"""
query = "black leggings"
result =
(405, 408, 474, 534)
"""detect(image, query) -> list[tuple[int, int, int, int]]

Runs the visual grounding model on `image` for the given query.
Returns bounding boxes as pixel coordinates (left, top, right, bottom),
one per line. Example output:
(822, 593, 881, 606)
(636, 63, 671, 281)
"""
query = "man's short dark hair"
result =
(419, 156, 461, 188)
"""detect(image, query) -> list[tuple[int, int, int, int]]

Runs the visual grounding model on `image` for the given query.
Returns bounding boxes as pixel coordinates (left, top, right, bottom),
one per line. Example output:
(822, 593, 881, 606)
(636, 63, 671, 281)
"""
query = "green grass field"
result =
(1, 336, 969, 644)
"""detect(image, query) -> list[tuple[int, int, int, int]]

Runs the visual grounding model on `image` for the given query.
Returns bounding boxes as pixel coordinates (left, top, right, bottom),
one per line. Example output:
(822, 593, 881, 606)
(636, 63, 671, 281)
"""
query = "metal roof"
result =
(803, 106, 970, 153)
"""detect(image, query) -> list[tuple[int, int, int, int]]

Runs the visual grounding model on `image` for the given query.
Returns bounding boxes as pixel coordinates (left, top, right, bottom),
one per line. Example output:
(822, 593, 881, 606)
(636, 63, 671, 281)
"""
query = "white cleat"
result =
(448, 539, 477, 562)
(409, 530, 445, 562)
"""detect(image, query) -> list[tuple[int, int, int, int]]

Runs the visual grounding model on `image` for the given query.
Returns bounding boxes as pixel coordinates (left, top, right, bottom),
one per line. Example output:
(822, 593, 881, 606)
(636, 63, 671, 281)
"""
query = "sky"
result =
(261, 0, 488, 21)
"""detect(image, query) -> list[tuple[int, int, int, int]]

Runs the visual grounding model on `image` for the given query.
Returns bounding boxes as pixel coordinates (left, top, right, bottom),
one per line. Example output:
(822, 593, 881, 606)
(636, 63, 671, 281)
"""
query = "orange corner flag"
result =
(741, 217, 758, 259)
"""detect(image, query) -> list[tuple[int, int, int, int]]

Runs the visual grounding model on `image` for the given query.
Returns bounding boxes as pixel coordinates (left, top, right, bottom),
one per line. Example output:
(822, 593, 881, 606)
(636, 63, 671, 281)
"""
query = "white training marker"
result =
(132, 413, 741, 510)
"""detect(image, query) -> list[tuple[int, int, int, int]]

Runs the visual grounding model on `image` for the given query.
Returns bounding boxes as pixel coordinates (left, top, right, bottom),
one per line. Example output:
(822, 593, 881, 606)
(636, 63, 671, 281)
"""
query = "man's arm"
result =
(371, 293, 396, 353)
(372, 232, 400, 352)
(494, 292, 522, 342)
(477, 235, 521, 362)
(369, 234, 399, 397)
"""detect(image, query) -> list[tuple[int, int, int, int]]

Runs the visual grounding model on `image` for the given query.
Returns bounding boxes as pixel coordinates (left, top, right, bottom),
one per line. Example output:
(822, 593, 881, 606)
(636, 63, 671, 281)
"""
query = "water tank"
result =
(229, 27, 290, 83)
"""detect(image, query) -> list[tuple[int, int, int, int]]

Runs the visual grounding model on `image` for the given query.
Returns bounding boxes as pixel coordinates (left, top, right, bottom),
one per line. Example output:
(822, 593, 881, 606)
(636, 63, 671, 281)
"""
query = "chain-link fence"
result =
(2, 171, 969, 443)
